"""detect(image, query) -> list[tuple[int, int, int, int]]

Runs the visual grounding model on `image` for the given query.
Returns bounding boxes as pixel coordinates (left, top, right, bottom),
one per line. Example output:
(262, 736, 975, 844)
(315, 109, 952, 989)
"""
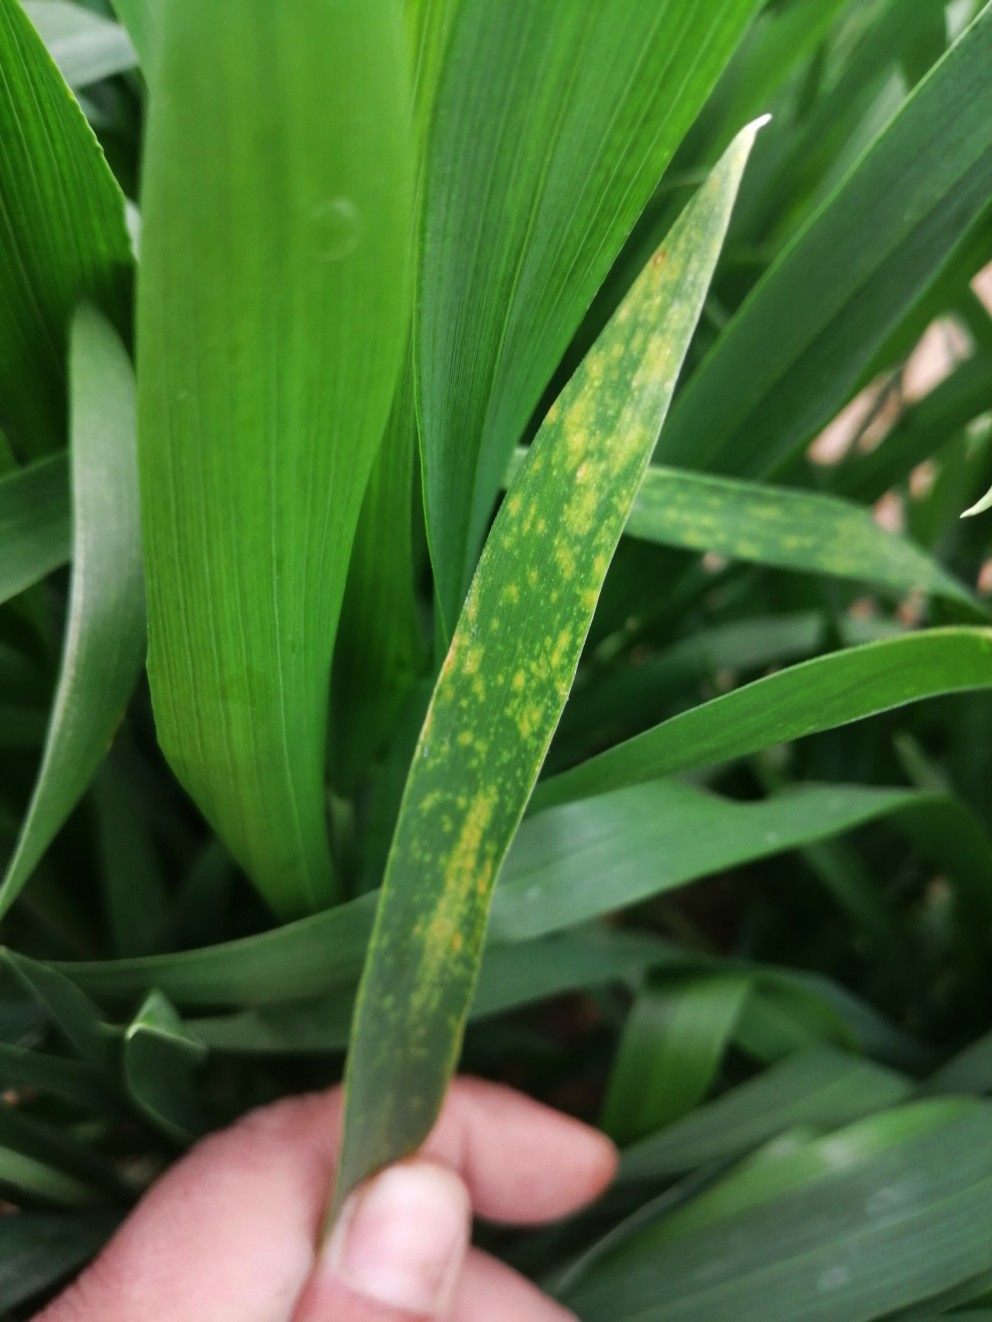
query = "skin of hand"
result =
(38, 1077, 616, 1322)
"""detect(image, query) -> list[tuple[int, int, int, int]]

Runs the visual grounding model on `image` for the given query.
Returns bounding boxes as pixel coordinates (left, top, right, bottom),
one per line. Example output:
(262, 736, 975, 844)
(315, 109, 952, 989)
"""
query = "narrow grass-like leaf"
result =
(601, 975, 751, 1145)
(0, 0, 130, 457)
(620, 1047, 912, 1183)
(0, 454, 69, 606)
(576, 1103, 992, 1322)
(190, 931, 676, 1056)
(418, 0, 763, 630)
(0, 1042, 112, 1110)
(658, 0, 992, 478)
(24, 1, 137, 88)
(492, 779, 986, 942)
(122, 990, 206, 1143)
(963, 484, 992, 518)
(49, 777, 984, 1012)
(0, 1145, 103, 1209)
(335, 124, 766, 1210)
(0, 306, 142, 920)
(1, 949, 115, 1069)
(137, 3, 412, 918)
(623, 466, 981, 611)
(535, 629, 992, 809)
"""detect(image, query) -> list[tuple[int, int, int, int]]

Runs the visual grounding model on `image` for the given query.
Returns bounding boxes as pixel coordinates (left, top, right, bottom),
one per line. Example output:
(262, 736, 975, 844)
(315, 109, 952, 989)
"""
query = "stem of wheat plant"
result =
(0, 1, 991, 1318)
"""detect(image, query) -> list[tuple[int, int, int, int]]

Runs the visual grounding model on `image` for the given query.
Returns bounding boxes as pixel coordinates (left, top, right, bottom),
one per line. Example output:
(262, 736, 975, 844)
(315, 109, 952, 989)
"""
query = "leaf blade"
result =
(335, 123, 766, 1211)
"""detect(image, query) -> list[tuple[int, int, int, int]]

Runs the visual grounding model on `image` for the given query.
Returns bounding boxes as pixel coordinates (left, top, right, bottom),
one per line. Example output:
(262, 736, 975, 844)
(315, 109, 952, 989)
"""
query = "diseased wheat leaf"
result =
(334, 123, 766, 1212)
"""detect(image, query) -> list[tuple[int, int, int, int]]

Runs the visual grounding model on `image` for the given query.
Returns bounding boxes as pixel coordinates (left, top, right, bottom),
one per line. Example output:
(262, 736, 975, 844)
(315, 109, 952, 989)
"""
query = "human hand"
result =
(40, 1077, 615, 1321)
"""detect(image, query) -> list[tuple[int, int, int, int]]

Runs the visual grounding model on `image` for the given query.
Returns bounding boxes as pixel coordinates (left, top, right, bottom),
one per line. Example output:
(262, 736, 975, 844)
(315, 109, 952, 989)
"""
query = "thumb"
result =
(292, 1160, 471, 1321)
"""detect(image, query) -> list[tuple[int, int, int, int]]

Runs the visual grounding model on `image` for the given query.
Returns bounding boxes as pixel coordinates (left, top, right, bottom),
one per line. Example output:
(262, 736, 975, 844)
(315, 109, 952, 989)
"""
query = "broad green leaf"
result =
(573, 1102, 992, 1322)
(50, 778, 986, 1013)
(491, 779, 987, 943)
(0, 454, 69, 606)
(0, 306, 142, 920)
(658, 0, 992, 478)
(417, 0, 763, 631)
(122, 990, 207, 1143)
(535, 629, 992, 809)
(601, 974, 751, 1145)
(0, 0, 129, 457)
(619, 1047, 912, 1182)
(335, 124, 766, 1210)
(0, 1211, 118, 1312)
(623, 465, 981, 611)
(137, 2, 412, 918)
(190, 930, 677, 1056)
(24, 1, 137, 88)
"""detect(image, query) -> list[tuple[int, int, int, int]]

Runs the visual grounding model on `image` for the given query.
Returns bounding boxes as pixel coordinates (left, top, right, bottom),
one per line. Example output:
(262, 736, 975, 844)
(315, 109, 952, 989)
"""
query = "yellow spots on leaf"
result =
(581, 587, 599, 612)
(472, 675, 486, 701)
(537, 517, 547, 535)
(549, 627, 573, 671)
(555, 544, 577, 580)
(515, 703, 542, 740)
(463, 645, 483, 676)
(457, 730, 474, 748)
(609, 341, 624, 363)
(506, 492, 522, 518)
(593, 550, 610, 578)
(451, 931, 464, 953)
(546, 401, 561, 425)
(420, 789, 442, 813)
(503, 582, 520, 605)
(511, 669, 526, 693)
(575, 462, 589, 483)
(527, 567, 539, 586)
(443, 788, 497, 898)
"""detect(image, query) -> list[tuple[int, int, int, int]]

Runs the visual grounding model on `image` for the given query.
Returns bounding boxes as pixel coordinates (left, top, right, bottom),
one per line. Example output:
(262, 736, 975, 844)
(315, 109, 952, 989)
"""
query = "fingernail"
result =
(322, 1161, 470, 1314)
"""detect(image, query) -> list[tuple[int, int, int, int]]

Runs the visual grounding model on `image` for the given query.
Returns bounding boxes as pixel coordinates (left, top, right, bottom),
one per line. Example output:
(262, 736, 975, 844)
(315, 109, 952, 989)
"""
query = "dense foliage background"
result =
(1, 0, 992, 1316)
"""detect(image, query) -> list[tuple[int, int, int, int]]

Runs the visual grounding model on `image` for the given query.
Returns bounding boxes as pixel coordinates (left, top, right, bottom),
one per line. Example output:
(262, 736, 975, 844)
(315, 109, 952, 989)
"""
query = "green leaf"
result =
(619, 1046, 912, 1182)
(417, 0, 763, 631)
(963, 483, 992, 518)
(623, 465, 982, 612)
(0, 453, 70, 607)
(0, 1144, 104, 1208)
(601, 974, 751, 1145)
(0, 1041, 113, 1110)
(1, 948, 115, 1069)
(658, 0, 992, 478)
(122, 990, 207, 1144)
(137, 1, 412, 918)
(190, 930, 676, 1056)
(535, 629, 992, 809)
(492, 779, 983, 943)
(24, 1, 137, 88)
(573, 1102, 992, 1322)
(0, 306, 143, 921)
(335, 123, 767, 1211)
(0, 0, 130, 457)
(0, 1211, 118, 1312)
